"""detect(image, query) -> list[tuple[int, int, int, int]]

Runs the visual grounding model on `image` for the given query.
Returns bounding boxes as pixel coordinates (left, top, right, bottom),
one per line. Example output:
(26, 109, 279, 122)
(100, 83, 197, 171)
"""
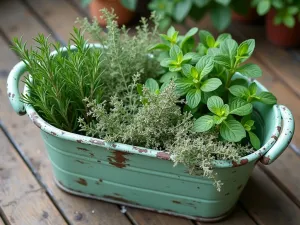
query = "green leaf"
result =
(207, 96, 224, 114)
(207, 48, 221, 56)
(236, 63, 262, 78)
(215, 33, 232, 46)
(193, 0, 210, 7)
(237, 39, 255, 62)
(220, 39, 238, 67)
(215, 0, 231, 6)
(159, 72, 179, 83)
(160, 58, 173, 67)
(201, 78, 222, 92)
(220, 119, 246, 142)
(229, 98, 253, 116)
(199, 30, 214, 48)
(257, 0, 271, 15)
(145, 78, 159, 93)
(181, 64, 193, 77)
(158, 17, 172, 31)
(249, 82, 258, 95)
(173, 0, 192, 22)
(167, 26, 176, 37)
(213, 115, 227, 125)
(230, 78, 248, 87)
(148, 43, 170, 51)
(241, 115, 252, 125)
(175, 78, 194, 95)
(195, 55, 214, 78)
(283, 15, 295, 28)
(121, 0, 137, 10)
(184, 52, 201, 64)
(229, 85, 250, 97)
(257, 92, 277, 105)
(213, 55, 232, 69)
(193, 115, 215, 132)
(160, 81, 170, 92)
(169, 65, 182, 72)
(186, 89, 202, 108)
(170, 45, 183, 60)
(182, 53, 193, 62)
(206, 35, 216, 48)
(210, 5, 231, 31)
(287, 6, 299, 15)
(180, 27, 198, 49)
(248, 131, 261, 149)
(137, 84, 143, 96)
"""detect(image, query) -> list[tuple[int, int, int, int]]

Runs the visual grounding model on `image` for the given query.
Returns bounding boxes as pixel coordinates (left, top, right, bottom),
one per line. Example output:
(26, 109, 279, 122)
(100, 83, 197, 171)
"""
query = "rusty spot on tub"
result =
(240, 159, 248, 165)
(108, 151, 130, 168)
(77, 147, 88, 152)
(133, 146, 148, 153)
(262, 156, 270, 164)
(277, 126, 281, 132)
(75, 160, 85, 164)
(12, 94, 15, 98)
(232, 161, 238, 167)
(156, 152, 170, 160)
(89, 153, 95, 157)
(76, 178, 87, 186)
(271, 135, 278, 141)
(172, 200, 181, 204)
(50, 132, 57, 136)
(237, 184, 243, 190)
(90, 139, 105, 145)
(77, 139, 83, 143)
(8, 92, 11, 97)
(103, 195, 140, 205)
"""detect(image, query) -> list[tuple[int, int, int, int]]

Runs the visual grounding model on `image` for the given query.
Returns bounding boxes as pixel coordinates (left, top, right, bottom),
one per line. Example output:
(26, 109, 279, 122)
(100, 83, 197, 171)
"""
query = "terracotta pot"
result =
(266, 9, 300, 47)
(232, 8, 260, 23)
(89, 0, 135, 26)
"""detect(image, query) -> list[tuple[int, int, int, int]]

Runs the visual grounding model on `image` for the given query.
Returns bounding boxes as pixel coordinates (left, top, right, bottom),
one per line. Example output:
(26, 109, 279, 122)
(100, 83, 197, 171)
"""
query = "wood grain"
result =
(0, 0, 132, 225)
(240, 166, 300, 225)
(0, 128, 67, 225)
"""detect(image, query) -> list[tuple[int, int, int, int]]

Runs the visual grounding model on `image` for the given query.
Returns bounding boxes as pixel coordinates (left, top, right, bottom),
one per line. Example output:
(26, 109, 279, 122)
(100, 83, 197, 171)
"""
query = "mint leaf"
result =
(180, 27, 198, 49)
(215, 0, 231, 6)
(249, 82, 258, 95)
(170, 45, 183, 60)
(201, 78, 222, 92)
(182, 53, 193, 62)
(213, 115, 227, 125)
(248, 131, 261, 149)
(167, 26, 176, 37)
(148, 43, 170, 51)
(229, 85, 250, 97)
(207, 48, 221, 56)
(236, 39, 255, 63)
(207, 96, 224, 114)
(186, 88, 201, 108)
(220, 39, 238, 67)
(195, 55, 214, 78)
(184, 52, 201, 64)
(229, 98, 253, 116)
(215, 33, 232, 46)
(193, 115, 215, 132)
(210, 5, 231, 31)
(257, 0, 271, 15)
(199, 30, 214, 48)
(257, 92, 277, 105)
(169, 65, 182, 72)
(220, 119, 246, 142)
(206, 35, 215, 47)
(175, 78, 194, 95)
(145, 78, 159, 93)
(181, 64, 193, 77)
(137, 84, 143, 96)
(160, 58, 173, 67)
(173, 0, 192, 22)
(230, 78, 248, 87)
(283, 15, 295, 28)
(159, 72, 179, 83)
(213, 55, 231, 69)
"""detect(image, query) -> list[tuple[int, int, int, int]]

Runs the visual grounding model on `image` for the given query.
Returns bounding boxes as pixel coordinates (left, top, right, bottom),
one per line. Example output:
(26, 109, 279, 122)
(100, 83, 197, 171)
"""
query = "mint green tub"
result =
(7, 45, 295, 222)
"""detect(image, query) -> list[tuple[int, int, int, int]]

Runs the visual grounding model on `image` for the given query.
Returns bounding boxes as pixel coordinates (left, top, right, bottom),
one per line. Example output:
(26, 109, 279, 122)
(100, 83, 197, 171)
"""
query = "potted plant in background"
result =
(231, 0, 260, 23)
(81, 0, 137, 26)
(252, 0, 300, 47)
(7, 9, 294, 221)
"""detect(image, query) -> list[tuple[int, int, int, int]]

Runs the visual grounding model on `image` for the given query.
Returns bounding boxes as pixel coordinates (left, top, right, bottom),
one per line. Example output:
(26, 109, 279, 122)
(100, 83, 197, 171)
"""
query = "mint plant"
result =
(148, 27, 277, 149)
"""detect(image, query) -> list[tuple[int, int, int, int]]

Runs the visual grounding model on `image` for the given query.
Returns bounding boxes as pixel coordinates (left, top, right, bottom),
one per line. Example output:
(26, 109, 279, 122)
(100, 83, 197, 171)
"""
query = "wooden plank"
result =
(240, 166, 300, 225)
(0, 127, 67, 225)
(0, 1, 132, 225)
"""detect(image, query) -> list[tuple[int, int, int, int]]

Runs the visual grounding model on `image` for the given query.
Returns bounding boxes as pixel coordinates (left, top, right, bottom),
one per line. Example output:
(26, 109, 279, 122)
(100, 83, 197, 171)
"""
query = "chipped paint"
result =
(240, 159, 248, 165)
(76, 139, 83, 143)
(77, 147, 88, 152)
(75, 160, 85, 164)
(90, 139, 105, 146)
(108, 151, 130, 168)
(271, 135, 278, 141)
(76, 178, 87, 186)
(50, 131, 57, 136)
(156, 152, 170, 160)
(133, 146, 148, 153)
(261, 156, 270, 164)
(172, 200, 181, 204)
(277, 126, 281, 132)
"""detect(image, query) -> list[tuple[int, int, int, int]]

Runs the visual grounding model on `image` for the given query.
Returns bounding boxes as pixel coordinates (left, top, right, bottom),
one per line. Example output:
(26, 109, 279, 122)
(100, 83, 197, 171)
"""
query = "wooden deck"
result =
(0, 0, 300, 224)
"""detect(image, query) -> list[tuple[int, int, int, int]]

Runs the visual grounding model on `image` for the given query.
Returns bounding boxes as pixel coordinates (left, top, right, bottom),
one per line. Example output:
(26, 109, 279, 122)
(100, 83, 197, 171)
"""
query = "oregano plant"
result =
(148, 26, 277, 149)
